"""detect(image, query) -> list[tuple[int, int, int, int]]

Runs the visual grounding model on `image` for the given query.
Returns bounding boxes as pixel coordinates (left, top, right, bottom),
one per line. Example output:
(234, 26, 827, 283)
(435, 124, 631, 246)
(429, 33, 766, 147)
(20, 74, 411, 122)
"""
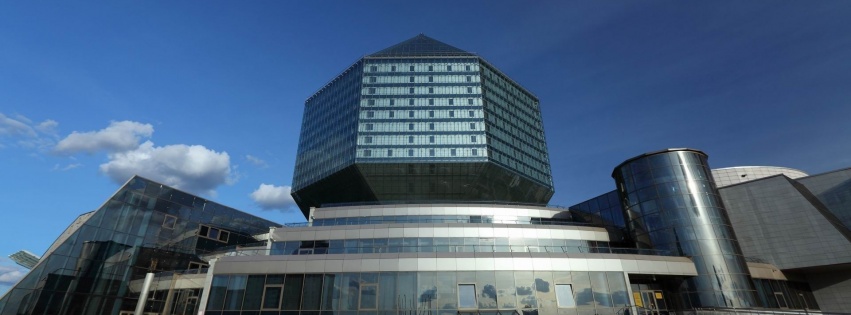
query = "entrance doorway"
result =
(634, 290, 667, 315)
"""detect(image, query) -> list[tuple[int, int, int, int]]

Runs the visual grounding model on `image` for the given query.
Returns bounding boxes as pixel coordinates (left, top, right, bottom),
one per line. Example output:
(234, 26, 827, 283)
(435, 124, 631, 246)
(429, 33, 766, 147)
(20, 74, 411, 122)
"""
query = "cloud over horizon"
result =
(54, 120, 153, 154)
(250, 184, 296, 211)
(54, 120, 234, 196)
(0, 112, 58, 150)
(0, 265, 25, 286)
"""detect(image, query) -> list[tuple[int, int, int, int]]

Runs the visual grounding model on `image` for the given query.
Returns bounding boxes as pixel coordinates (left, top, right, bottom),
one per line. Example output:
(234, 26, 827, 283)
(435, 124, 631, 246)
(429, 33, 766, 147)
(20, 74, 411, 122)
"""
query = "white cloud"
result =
(100, 141, 233, 196)
(52, 163, 82, 171)
(250, 184, 296, 211)
(55, 120, 153, 154)
(0, 113, 36, 137)
(1, 113, 60, 150)
(245, 155, 268, 168)
(0, 265, 25, 286)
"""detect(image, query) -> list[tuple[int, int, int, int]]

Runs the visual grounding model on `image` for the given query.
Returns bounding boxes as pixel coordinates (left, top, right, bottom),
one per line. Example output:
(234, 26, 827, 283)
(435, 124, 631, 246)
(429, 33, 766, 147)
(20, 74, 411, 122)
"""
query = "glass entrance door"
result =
(635, 290, 666, 315)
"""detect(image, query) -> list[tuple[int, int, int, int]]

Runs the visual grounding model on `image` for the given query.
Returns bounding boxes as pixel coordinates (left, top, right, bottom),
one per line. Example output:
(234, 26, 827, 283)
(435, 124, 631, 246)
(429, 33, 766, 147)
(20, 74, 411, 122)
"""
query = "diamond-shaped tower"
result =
(291, 35, 554, 216)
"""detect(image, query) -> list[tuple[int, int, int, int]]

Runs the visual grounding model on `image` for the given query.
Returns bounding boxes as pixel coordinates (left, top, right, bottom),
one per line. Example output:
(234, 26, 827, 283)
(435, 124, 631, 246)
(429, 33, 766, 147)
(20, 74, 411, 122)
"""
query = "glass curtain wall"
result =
(612, 149, 756, 308)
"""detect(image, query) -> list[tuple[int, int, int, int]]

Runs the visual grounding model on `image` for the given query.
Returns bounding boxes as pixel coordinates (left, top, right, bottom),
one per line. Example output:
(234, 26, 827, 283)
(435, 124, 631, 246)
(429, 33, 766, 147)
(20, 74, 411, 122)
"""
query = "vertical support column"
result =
(197, 258, 217, 315)
(134, 272, 155, 315)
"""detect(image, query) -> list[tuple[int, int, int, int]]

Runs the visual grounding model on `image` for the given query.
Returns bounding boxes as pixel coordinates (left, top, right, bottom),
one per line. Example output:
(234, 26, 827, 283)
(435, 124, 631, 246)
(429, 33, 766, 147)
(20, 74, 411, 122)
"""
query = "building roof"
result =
(367, 34, 475, 57)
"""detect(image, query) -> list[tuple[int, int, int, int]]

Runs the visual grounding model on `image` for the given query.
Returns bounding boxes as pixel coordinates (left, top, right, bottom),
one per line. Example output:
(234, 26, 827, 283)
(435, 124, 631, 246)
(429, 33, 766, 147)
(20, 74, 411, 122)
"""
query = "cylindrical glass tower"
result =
(612, 149, 756, 308)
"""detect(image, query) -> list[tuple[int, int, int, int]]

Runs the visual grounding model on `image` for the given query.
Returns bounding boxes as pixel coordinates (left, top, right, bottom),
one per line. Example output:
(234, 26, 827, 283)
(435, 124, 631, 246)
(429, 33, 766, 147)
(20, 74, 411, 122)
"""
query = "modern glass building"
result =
(291, 35, 554, 216)
(3, 35, 851, 315)
(0, 176, 279, 315)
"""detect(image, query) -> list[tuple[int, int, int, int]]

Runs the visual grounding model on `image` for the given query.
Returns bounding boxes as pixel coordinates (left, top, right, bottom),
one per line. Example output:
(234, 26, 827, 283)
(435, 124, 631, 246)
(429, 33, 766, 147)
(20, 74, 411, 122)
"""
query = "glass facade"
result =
(0, 176, 278, 315)
(270, 237, 611, 255)
(291, 35, 554, 217)
(612, 149, 756, 308)
(204, 271, 629, 315)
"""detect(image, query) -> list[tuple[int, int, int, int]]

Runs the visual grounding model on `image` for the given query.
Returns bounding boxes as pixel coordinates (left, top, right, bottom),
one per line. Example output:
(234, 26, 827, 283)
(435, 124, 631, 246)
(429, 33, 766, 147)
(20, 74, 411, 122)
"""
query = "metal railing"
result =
(212, 245, 674, 257)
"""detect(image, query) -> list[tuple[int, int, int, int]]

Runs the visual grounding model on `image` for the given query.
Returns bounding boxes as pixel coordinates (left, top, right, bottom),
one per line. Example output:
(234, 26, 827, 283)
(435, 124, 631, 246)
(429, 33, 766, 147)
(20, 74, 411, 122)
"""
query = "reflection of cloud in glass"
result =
(419, 286, 437, 302)
(482, 284, 497, 299)
(574, 288, 594, 305)
(535, 278, 550, 292)
(516, 286, 533, 295)
(520, 295, 538, 308)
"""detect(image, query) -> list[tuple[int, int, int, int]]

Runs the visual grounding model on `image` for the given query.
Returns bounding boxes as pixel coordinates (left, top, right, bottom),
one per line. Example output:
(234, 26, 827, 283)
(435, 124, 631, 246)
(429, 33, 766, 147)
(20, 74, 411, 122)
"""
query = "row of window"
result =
(364, 109, 477, 119)
(206, 271, 630, 312)
(310, 215, 577, 226)
(363, 121, 483, 132)
(367, 75, 476, 84)
(366, 85, 481, 95)
(272, 237, 608, 255)
(199, 225, 231, 243)
(369, 64, 475, 72)
(360, 147, 483, 158)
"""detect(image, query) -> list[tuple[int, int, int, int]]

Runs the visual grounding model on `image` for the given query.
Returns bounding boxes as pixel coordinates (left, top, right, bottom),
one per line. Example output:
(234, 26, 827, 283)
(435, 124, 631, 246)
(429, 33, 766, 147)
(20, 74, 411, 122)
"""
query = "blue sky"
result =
(1, 1, 850, 293)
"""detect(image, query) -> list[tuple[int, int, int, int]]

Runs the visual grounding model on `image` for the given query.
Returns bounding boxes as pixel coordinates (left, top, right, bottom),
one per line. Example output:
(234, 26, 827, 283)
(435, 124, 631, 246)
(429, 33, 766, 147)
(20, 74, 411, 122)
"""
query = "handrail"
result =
(213, 245, 674, 257)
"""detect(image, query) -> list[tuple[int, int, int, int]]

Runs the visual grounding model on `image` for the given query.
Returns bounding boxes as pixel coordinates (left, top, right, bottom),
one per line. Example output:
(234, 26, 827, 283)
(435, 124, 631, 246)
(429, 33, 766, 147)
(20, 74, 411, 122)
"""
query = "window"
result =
(387, 150, 393, 157)
(428, 76, 433, 82)
(467, 87, 473, 93)
(428, 65, 434, 71)
(408, 149, 414, 157)
(447, 65, 453, 71)
(429, 111, 434, 118)
(368, 88, 375, 94)
(429, 123, 435, 130)
(429, 149, 435, 157)
(471, 136, 477, 142)
(468, 98, 473, 105)
(365, 136, 372, 143)
(458, 284, 476, 308)
(367, 111, 374, 118)
(429, 136, 435, 143)
(556, 284, 576, 307)
(198, 225, 230, 243)
(408, 136, 414, 143)
(429, 99, 434, 105)
(466, 76, 472, 82)
(409, 99, 414, 105)
(409, 111, 414, 118)
(389, 99, 395, 106)
(364, 150, 371, 157)
(370, 66, 377, 72)
(366, 124, 373, 131)
(410, 65, 415, 71)
(391, 65, 396, 72)
(472, 149, 478, 156)
(428, 87, 434, 94)
(409, 88, 415, 94)
(470, 123, 476, 130)
(360, 284, 378, 309)
(367, 99, 375, 106)
(448, 99, 454, 105)
(469, 110, 475, 117)
(451, 149, 457, 156)
(369, 77, 376, 83)
(389, 111, 395, 118)
(163, 215, 177, 229)
(262, 285, 283, 309)
(409, 76, 415, 83)
(466, 65, 471, 71)
(449, 111, 455, 117)
(408, 123, 414, 130)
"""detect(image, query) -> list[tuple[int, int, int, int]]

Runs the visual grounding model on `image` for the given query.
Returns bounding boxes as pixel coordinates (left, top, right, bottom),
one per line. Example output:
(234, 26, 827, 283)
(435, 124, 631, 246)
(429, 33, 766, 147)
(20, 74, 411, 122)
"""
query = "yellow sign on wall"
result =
(655, 292, 664, 299)
(633, 292, 643, 307)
